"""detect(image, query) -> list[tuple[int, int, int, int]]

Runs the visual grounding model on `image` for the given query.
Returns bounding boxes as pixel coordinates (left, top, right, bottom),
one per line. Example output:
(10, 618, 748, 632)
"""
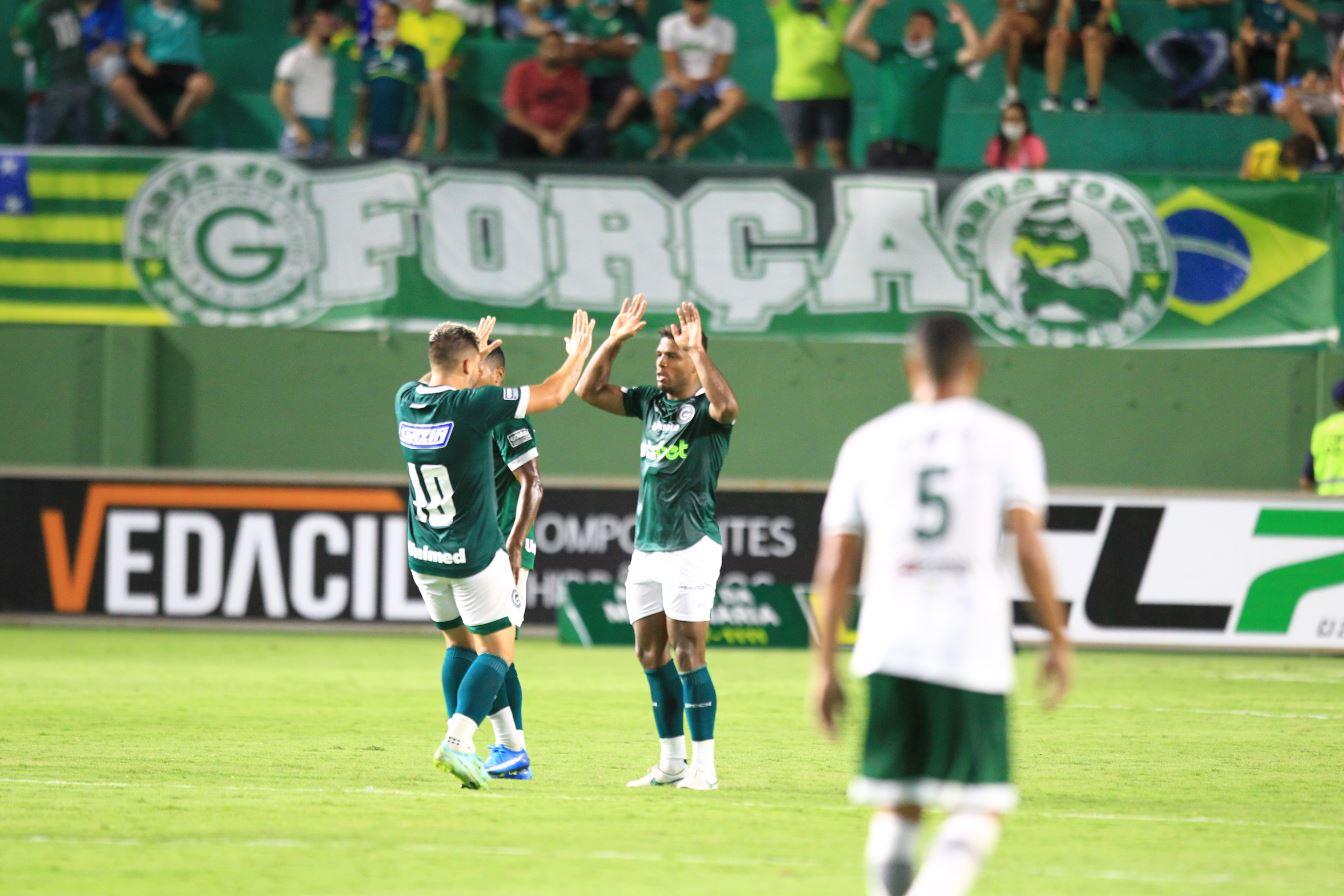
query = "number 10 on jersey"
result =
(408, 463, 456, 527)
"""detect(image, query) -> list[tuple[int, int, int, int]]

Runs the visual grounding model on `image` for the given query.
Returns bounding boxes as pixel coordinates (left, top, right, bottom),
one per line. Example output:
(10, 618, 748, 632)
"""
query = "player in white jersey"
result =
(810, 315, 1072, 896)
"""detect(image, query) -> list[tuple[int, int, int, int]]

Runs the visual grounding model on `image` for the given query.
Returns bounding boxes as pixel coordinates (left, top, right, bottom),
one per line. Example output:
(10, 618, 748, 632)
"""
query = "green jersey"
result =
(395, 381, 529, 578)
(360, 41, 427, 140)
(16, 0, 89, 90)
(565, 5, 643, 80)
(492, 416, 539, 571)
(871, 44, 961, 151)
(622, 386, 732, 553)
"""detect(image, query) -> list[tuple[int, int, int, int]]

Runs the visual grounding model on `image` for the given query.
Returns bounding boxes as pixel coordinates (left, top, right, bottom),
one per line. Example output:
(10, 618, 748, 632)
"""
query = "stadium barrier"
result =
(1, 150, 1339, 349)
(4, 471, 1344, 653)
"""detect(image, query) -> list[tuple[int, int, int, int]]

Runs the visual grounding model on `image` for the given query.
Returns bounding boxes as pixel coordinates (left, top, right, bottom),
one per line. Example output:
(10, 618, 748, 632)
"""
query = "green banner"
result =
(0, 149, 1337, 347)
(557, 582, 814, 649)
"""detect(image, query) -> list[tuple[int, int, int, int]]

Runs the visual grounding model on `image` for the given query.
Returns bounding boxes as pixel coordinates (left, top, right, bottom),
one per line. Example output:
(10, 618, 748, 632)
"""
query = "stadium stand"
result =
(0, 0, 1332, 169)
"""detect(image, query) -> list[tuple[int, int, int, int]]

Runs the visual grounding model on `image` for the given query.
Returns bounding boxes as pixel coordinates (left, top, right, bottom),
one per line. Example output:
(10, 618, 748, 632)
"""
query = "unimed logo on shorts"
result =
(35, 482, 432, 622)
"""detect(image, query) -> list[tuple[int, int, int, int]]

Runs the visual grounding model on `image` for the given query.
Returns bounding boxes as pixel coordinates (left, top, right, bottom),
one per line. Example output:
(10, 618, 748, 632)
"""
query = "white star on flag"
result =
(4, 194, 24, 213)
(0, 156, 19, 176)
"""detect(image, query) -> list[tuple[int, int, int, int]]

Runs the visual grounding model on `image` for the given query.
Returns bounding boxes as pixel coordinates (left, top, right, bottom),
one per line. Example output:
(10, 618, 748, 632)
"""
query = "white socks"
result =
(904, 812, 1001, 896)
(489, 709, 525, 751)
(690, 739, 715, 775)
(658, 736, 687, 772)
(865, 813, 919, 896)
(444, 713, 479, 753)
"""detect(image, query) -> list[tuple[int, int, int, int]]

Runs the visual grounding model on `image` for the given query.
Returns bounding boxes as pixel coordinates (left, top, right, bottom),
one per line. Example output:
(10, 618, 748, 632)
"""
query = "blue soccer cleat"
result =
(434, 739, 490, 790)
(484, 744, 531, 778)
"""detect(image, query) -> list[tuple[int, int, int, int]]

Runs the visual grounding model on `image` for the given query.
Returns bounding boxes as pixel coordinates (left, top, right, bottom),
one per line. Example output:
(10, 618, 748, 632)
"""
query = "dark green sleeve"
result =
(621, 386, 656, 419)
(495, 418, 539, 468)
(466, 386, 526, 431)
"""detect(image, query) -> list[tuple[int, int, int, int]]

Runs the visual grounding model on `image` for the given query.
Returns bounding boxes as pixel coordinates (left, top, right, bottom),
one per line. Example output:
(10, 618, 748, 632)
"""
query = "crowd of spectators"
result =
(9, 0, 1344, 176)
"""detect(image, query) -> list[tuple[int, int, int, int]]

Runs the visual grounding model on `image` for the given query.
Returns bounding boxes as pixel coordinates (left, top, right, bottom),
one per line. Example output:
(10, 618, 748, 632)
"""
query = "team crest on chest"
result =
(677, 404, 696, 425)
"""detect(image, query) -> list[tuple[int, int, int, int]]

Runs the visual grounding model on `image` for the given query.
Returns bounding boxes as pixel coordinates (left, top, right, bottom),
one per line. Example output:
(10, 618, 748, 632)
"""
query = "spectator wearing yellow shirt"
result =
(1239, 133, 1315, 180)
(399, 0, 465, 154)
(767, 0, 855, 170)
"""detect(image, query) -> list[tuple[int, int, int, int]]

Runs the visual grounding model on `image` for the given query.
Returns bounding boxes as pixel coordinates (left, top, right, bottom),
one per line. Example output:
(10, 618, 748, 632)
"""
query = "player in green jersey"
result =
(398, 311, 594, 789)
(472, 345, 544, 780)
(577, 294, 740, 791)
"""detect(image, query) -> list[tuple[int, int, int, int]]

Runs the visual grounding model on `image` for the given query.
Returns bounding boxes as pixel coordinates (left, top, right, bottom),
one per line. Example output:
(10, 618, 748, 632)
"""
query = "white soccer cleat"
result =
(674, 765, 718, 791)
(627, 763, 686, 787)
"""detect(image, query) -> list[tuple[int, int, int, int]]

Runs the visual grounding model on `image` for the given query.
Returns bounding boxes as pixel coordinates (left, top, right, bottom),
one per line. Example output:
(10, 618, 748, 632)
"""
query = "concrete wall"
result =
(0, 325, 1333, 489)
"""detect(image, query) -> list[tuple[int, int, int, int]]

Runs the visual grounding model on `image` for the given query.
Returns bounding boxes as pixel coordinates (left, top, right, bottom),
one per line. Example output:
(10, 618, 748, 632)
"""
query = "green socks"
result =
(455, 653, 510, 725)
(489, 663, 523, 729)
(441, 646, 476, 718)
(680, 665, 716, 742)
(644, 660, 685, 738)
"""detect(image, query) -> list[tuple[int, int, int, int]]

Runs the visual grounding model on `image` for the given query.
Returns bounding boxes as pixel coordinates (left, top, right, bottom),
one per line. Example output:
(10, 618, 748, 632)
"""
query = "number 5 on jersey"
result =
(915, 466, 950, 541)
(409, 463, 456, 527)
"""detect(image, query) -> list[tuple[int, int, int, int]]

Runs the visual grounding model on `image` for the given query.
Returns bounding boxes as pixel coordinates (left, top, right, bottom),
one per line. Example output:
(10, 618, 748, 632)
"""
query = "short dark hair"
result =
(912, 314, 976, 382)
(427, 322, 480, 369)
(910, 8, 938, 26)
(1280, 134, 1318, 169)
(657, 325, 709, 350)
(483, 345, 506, 371)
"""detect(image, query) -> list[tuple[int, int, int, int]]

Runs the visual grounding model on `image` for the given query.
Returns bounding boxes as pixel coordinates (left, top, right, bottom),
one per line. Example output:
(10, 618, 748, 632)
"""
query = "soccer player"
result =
(810, 315, 1072, 896)
(576, 295, 740, 791)
(398, 311, 594, 789)
(473, 346, 543, 780)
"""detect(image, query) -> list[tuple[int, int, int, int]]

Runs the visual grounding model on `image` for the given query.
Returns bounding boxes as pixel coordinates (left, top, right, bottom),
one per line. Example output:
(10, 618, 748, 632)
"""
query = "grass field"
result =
(1, 625, 1340, 896)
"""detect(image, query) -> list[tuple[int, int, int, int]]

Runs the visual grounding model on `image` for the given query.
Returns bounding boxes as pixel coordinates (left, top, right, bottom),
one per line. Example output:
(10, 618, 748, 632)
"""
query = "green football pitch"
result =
(1, 625, 1339, 896)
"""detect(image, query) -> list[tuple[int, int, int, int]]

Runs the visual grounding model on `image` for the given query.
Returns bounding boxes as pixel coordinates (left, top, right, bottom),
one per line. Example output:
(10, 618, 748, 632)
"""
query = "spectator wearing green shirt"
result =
(844, 0, 984, 169)
(108, 0, 219, 144)
(14, 0, 95, 144)
(1145, 0, 1233, 107)
(566, 0, 646, 138)
(768, 0, 854, 170)
(1233, 0, 1300, 85)
(350, 1, 429, 158)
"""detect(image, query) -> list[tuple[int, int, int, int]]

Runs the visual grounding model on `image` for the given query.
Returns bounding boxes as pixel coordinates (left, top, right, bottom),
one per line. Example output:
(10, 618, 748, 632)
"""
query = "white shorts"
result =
(624, 536, 723, 624)
(515, 567, 529, 627)
(412, 551, 523, 633)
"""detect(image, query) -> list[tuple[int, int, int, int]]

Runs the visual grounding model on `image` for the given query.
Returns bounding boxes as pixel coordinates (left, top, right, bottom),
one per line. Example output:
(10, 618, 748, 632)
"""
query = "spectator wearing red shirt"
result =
(497, 30, 607, 159)
(983, 101, 1048, 171)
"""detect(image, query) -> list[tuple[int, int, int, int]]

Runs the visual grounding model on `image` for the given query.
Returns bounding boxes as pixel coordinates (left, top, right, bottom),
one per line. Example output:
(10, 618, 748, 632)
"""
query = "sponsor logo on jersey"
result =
(943, 171, 1173, 347)
(407, 541, 468, 566)
(641, 439, 689, 462)
(506, 428, 531, 448)
(398, 421, 454, 449)
(124, 155, 324, 326)
(677, 404, 696, 425)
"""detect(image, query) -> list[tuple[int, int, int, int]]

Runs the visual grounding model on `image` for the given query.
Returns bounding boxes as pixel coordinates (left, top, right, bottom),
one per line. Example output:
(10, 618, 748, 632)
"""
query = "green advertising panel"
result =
(0, 149, 1337, 347)
(557, 582, 815, 649)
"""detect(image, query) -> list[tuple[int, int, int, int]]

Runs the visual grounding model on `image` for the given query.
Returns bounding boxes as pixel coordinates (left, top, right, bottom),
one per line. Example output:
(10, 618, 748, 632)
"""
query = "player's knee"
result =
(634, 643, 666, 669)
(672, 641, 703, 672)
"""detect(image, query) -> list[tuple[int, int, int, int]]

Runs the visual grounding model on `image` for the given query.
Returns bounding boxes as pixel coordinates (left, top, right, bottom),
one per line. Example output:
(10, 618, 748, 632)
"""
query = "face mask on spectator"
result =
(903, 37, 934, 58)
(375, 28, 398, 46)
(1001, 122, 1026, 141)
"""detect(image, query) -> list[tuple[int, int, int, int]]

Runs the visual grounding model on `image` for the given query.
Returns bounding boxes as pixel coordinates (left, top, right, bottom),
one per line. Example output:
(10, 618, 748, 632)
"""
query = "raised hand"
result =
(609, 293, 648, 343)
(671, 302, 704, 353)
(475, 315, 502, 358)
(565, 309, 596, 359)
(946, 0, 967, 23)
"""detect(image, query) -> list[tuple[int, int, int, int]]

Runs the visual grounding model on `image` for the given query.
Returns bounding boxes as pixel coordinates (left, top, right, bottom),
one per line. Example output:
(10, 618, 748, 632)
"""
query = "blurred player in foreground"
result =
(463, 346, 544, 780)
(397, 312, 594, 789)
(577, 295, 739, 790)
(810, 315, 1072, 895)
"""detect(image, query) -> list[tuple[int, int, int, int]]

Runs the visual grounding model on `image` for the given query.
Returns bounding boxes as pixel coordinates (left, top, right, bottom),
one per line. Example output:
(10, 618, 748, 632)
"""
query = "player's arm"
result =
(507, 459, 543, 580)
(810, 532, 862, 739)
(671, 302, 739, 425)
(525, 309, 597, 414)
(576, 293, 649, 416)
(843, 0, 885, 64)
(1008, 507, 1072, 709)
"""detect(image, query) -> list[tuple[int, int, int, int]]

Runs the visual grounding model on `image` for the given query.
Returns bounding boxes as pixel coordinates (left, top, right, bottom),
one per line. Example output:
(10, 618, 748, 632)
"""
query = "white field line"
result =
(3, 777, 1344, 834)
(1208, 672, 1344, 685)
(9, 834, 823, 870)
(1024, 866, 1234, 886)
(1029, 701, 1342, 721)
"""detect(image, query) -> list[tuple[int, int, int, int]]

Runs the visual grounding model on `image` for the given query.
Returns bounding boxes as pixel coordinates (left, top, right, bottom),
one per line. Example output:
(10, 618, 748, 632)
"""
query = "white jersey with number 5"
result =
(820, 397, 1047, 695)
